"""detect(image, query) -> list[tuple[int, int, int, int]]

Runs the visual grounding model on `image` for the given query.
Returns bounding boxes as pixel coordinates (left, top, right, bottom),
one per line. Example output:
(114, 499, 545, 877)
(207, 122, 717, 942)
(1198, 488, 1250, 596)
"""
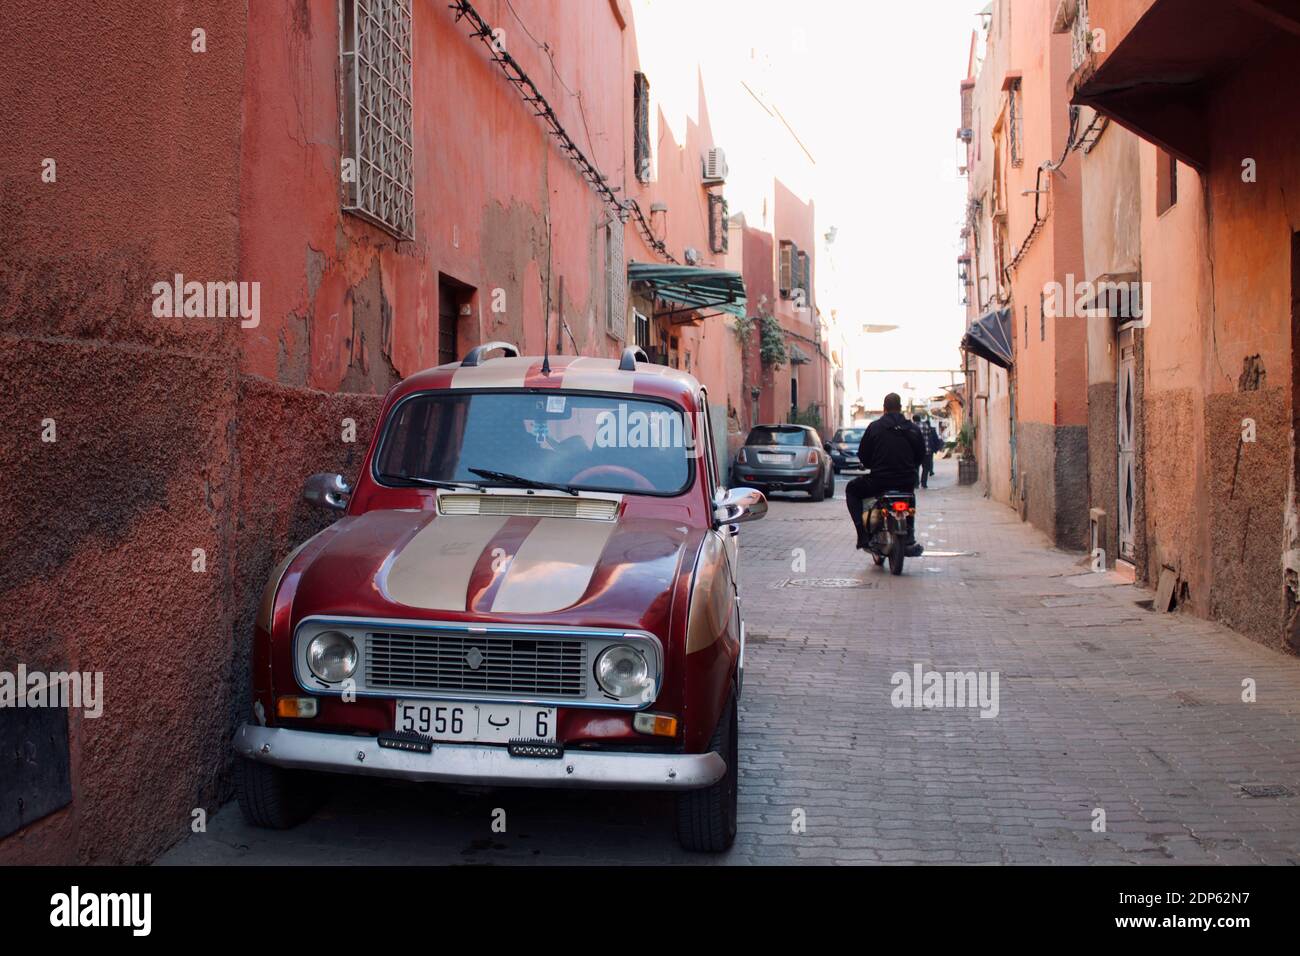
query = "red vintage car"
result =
(234, 344, 766, 851)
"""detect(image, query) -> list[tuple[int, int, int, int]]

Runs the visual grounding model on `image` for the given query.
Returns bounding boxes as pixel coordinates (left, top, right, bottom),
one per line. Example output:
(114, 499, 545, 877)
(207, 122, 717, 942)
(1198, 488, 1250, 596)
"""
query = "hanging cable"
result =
(449, 0, 677, 264)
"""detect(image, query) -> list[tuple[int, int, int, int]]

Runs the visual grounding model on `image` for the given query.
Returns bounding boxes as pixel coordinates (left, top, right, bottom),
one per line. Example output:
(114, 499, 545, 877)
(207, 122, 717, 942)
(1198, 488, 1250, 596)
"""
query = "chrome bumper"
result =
(233, 724, 725, 791)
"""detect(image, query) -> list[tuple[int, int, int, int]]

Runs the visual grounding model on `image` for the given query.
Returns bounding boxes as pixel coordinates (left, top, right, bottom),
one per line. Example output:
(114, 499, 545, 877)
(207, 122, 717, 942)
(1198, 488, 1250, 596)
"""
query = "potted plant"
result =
(957, 421, 978, 485)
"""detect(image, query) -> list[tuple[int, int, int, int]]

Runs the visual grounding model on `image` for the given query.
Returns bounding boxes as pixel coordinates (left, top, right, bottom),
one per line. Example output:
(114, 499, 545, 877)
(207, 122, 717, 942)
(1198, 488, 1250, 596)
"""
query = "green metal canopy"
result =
(627, 262, 747, 318)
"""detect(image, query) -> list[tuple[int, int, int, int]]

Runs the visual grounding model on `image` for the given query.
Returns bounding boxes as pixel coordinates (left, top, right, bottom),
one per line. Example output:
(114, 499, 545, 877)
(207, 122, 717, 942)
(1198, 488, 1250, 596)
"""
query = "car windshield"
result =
(375, 391, 694, 495)
(745, 427, 807, 446)
(836, 429, 864, 443)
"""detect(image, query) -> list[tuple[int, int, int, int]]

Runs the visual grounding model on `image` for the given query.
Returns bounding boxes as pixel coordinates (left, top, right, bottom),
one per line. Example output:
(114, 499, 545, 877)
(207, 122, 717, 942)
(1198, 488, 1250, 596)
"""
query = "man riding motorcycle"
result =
(845, 392, 925, 556)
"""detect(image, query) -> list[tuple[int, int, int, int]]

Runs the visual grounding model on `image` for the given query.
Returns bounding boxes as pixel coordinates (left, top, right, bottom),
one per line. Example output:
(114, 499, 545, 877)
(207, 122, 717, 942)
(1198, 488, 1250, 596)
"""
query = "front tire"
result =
(235, 757, 323, 829)
(676, 687, 738, 853)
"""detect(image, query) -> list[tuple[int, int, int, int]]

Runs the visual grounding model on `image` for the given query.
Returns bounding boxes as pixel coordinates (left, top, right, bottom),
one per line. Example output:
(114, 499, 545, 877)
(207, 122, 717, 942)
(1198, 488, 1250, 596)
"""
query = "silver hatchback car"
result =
(731, 424, 834, 501)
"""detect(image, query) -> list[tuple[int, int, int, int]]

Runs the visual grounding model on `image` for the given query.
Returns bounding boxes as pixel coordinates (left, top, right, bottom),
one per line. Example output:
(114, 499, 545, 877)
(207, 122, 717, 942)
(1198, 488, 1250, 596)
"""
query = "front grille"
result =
(365, 631, 588, 698)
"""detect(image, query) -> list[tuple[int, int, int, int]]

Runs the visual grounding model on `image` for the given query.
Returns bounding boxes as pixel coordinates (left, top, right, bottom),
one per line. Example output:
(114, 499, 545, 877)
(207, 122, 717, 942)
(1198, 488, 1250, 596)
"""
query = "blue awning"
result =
(627, 262, 747, 318)
(961, 307, 1013, 369)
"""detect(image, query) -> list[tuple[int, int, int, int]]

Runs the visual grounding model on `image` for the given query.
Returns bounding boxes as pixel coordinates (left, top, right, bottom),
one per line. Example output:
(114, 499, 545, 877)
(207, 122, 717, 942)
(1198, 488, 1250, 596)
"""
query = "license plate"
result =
(395, 700, 557, 743)
(757, 453, 790, 464)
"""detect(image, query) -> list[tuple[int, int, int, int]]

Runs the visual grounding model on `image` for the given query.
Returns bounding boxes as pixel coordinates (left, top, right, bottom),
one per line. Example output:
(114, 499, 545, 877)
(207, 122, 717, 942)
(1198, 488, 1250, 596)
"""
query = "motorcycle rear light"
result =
(891, 501, 910, 512)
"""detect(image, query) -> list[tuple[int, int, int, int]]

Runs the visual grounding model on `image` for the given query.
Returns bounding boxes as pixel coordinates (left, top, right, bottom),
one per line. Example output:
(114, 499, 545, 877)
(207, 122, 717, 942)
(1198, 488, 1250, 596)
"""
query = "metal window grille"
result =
(797, 251, 811, 304)
(342, 0, 414, 239)
(708, 193, 729, 254)
(606, 220, 626, 338)
(1071, 0, 1091, 74)
(1008, 83, 1023, 168)
(633, 72, 651, 184)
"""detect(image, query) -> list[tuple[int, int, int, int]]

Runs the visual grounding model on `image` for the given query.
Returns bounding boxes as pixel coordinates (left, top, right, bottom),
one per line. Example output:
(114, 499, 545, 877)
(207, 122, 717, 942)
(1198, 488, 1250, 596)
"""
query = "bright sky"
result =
(634, 0, 980, 416)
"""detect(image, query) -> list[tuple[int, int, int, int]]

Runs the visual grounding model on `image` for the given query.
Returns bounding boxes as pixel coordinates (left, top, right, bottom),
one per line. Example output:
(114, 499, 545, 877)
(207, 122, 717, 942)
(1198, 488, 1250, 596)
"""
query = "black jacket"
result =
(858, 412, 926, 488)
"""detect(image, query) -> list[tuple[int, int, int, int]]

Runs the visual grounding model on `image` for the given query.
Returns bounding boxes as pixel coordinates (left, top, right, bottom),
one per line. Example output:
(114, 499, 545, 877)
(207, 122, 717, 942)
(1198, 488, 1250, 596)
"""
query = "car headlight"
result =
(594, 644, 653, 700)
(306, 631, 358, 683)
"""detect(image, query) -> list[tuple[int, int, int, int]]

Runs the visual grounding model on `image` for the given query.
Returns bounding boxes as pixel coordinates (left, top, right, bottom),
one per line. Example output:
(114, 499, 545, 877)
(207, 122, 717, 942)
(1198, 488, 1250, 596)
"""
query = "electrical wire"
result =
(450, 0, 677, 264)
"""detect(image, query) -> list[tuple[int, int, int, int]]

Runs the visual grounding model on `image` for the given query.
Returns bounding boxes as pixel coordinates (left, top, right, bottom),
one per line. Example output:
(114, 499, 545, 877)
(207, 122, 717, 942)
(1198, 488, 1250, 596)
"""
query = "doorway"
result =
(437, 275, 473, 366)
(1117, 326, 1137, 561)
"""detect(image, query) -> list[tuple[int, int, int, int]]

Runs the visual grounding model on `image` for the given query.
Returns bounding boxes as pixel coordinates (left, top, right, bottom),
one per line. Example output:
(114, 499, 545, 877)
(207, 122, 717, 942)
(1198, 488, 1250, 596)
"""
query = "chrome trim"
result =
(234, 724, 724, 790)
(292, 615, 663, 710)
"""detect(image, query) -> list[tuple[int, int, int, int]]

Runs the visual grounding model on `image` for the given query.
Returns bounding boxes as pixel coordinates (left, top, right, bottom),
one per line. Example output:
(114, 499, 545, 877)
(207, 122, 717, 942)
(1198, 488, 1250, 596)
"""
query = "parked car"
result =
(827, 426, 866, 473)
(732, 423, 834, 500)
(233, 343, 766, 852)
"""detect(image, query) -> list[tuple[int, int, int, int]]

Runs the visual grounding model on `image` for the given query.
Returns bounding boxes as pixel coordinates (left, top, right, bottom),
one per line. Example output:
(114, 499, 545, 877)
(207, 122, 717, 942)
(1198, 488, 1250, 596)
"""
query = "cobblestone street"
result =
(160, 459, 1300, 865)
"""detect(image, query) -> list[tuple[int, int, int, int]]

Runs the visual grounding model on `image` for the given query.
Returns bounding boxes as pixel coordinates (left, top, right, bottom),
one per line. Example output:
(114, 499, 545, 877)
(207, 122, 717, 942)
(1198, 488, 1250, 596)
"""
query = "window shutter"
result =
(633, 72, 651, 184)
(708, 193, 728, 254)
(606, 220, 626, 338)
(779, 241, 793, 297)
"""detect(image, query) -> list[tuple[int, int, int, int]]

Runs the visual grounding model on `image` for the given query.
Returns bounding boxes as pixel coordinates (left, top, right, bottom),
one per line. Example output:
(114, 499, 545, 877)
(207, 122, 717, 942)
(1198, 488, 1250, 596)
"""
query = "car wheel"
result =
(809, 471, 826, 502)
(676, 685, 738, 853)
(235, 757, 323, 829)
(826, 468, 835, 499)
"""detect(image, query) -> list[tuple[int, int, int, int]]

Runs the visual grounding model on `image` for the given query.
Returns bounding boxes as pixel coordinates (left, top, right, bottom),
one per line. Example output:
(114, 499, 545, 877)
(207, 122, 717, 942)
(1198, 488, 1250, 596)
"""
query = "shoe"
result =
(856, 528, 870, 551)
(905, 542, 924, 557)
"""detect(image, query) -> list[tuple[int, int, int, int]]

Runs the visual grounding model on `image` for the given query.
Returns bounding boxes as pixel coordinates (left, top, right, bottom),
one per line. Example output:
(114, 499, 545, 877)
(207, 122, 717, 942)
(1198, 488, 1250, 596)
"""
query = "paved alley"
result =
(160, 458, 1300, 865)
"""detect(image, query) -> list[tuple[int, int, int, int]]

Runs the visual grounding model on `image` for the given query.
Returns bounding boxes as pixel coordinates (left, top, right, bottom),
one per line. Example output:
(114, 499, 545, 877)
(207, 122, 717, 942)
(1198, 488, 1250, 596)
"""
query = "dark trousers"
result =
(918, 454, 934, 487)
(846, 474, 916, 543)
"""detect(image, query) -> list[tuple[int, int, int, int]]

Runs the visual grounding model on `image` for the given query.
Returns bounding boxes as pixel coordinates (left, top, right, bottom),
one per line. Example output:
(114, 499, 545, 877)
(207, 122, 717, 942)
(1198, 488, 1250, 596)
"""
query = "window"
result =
(1039, 292, 1046, 341)
(779, 240, 796, 298)
(1008, 80, 1023, 168)
(708, 193, 729, 254)
(606, 219, 626, 338)
(341, 0, 414, 239)
(376, 392, 693, 496)
(797, 251, 811, 306)
(1156, 148, 1178, 214)
(633, 72, 652, 183)
(633, 309, 650, 351)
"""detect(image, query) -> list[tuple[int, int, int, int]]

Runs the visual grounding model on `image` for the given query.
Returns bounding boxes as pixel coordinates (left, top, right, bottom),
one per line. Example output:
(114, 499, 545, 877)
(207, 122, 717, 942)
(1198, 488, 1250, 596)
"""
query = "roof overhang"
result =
(960, 307, 1013, 369)
(627, 262, 747, 319)
(1072, 0, 1300, 171)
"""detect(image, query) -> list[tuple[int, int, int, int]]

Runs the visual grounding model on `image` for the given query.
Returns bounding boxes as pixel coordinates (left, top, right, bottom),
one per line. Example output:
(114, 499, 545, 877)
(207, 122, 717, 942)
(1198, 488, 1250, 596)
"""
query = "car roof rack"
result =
(460, 341, 520, 367)
(618, 346, 648, 371)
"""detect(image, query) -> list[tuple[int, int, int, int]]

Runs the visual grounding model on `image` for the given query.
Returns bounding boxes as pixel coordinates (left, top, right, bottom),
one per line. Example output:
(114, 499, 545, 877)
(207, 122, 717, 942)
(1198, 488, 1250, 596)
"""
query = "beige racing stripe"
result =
(489, 517, 615, 613)
(449, 356, 532, 389)
(558, 356, 637, 393)
(384, 515, 511, 610)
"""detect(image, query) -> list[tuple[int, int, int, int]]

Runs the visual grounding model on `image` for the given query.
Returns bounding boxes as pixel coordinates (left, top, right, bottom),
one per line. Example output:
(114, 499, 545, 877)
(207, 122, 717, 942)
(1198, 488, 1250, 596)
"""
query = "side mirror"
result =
(303, 472, 352, 512)
(713, 487, 767, 527)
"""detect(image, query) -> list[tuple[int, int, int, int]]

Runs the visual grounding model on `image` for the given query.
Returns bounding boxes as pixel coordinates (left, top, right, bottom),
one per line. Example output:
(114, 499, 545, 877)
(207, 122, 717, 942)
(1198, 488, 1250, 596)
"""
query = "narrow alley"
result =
(159, 458, 1300, 865)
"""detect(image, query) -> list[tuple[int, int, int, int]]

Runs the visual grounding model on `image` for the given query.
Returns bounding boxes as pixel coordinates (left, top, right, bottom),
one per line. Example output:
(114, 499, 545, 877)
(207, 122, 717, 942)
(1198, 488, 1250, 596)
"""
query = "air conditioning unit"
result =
(702, 147, 728, 183)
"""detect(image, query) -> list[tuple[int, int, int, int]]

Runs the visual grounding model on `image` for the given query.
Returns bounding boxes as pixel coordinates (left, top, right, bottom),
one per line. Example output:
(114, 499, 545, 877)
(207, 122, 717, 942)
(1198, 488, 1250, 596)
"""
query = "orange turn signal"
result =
(632, 712, 679, 737)
(276, 696, 319, 719)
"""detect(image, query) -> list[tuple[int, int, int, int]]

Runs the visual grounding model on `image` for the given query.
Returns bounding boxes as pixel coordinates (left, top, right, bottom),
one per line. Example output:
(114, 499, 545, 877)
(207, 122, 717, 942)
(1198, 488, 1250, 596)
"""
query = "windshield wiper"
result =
(468, 467, 579, 496)
(378, 472, 483, 491)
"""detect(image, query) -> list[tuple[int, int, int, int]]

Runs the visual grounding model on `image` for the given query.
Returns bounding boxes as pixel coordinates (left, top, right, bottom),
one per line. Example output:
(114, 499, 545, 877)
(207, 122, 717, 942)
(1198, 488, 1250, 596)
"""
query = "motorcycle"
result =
(864, 491, 919, 575)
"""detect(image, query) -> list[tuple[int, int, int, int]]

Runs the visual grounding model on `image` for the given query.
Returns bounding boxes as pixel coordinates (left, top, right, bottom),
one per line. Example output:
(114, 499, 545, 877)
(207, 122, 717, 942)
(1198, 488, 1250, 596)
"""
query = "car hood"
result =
(287, 507, 704, 632)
